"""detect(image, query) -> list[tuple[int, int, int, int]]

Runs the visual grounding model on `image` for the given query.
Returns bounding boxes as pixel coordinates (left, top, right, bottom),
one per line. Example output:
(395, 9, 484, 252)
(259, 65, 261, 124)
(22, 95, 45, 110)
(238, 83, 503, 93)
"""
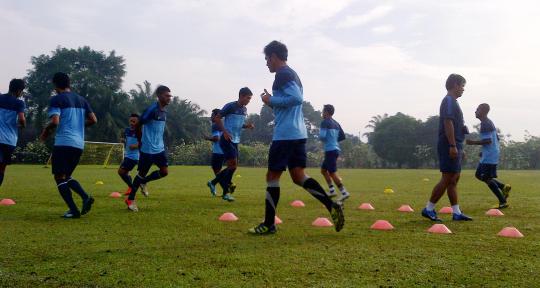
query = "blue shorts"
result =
(138, 151, 168, 174)
(475, 163, 498, 181)
(438, 141, 463, 173)
(268, 139, 307, 171)
(211, 153, 225, 171)
(219, 136, 238, 160)
(120, 157, 138, 171)
(321, 150, 339, 173)
(51, 146, 83, 176)
(0, 143, 15, 165)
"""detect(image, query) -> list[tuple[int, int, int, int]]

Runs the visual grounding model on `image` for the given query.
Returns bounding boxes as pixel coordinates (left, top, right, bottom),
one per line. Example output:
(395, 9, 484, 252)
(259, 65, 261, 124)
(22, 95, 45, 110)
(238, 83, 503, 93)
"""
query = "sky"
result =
(1, 0, 539, 141)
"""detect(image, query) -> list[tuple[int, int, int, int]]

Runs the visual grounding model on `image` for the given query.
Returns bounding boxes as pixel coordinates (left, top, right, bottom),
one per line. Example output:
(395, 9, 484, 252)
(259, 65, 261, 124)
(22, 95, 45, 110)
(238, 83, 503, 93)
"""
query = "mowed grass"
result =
(0, 165, 539, 287)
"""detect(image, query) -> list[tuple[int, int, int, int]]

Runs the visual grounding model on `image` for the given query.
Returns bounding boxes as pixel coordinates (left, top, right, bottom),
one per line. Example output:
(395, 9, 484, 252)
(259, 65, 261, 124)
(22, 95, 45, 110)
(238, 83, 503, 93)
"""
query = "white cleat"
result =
(338, 191, 350, 202)
(125, 199, 139, 212)
(140, 183, 149, 197)
(328, 190, 338, 198)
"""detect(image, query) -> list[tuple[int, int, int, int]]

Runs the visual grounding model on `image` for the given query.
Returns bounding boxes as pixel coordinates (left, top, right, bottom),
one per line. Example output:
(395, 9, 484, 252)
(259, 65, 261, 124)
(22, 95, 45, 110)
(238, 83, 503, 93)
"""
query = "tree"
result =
(363, 113, 388, 139)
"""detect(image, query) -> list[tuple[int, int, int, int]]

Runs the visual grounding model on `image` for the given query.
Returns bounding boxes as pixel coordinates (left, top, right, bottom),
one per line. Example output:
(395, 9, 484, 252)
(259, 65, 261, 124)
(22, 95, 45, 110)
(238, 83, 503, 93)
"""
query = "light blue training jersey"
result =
(0, 94, 25, 147)
(479, 118, 500, 164)
(211, 123, 223, 154)
(219, 101, 247, 144)
(140, 102, 166, 154)
(319, 118, 343, 152)
(123, 127, 140, 160)
(47, 92, 93, 150)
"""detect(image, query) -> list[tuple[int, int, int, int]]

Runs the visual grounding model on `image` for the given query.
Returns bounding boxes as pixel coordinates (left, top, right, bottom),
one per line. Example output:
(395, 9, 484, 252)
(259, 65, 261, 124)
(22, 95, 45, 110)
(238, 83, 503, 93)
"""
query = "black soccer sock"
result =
(303, 177, 334, 212)
(56, 179, 79, 213)
(219, 168, 235, 195)
(487, 180, 506, 204)
(492, 179, 505, 189)
(144, 170, 162, 183)
(119, 173, 133, 188)
(211, 169, 227, 185)
(67, 178, 89, 200)
(264, 186, 280, 227)
(128, 175, 143, 200)
(0, 173, 4, 186)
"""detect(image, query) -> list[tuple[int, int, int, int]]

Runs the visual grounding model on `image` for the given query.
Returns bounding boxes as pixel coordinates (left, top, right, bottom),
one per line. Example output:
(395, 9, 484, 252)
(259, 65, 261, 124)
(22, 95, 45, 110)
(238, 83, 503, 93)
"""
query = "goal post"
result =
(45, 141, 125, 168)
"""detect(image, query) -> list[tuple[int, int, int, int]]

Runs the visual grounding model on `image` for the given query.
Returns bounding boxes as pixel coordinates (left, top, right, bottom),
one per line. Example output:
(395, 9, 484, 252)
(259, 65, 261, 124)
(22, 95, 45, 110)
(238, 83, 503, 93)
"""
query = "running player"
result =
(118, 114, 140, 196)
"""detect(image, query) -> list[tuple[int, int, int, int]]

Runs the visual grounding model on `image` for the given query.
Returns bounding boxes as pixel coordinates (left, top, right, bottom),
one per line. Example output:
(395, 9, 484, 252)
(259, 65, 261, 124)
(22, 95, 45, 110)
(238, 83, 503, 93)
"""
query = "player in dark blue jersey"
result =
(118, 114, 140, 196)
(319, 105, 349, 202)
(466, 103, 511, 209)
(125, 85, 171, 212)
(0, 79, 26, 190)
(40, 73, 97, 219)
(207, 88, 254, 202)
(249, 41, 344, 235)
(422, 74, 472, 222)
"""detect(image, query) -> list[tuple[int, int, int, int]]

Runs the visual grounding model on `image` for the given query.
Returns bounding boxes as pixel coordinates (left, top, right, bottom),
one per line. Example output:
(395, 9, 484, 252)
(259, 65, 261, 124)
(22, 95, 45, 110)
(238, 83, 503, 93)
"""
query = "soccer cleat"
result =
(248, 223, 277, 235)
(338, 190, 350, 202)
(502, 184, 511, 200)
(229, 183, 236, 194)
(327, 190, 337, 198)
(140, 183, 149, 197)
(421, 208, 442, 222)
(330, 202, 345, 232)
(125, 199, 139, 212)
(81, 196, 95, 215)
(207, 181, 216, 197)
(452, 213, 473, 221)
(124, 187, 132, 196)
(494, 203, 509, 209)
(62, 210, 81, 219)
(222, 194, 235, 202)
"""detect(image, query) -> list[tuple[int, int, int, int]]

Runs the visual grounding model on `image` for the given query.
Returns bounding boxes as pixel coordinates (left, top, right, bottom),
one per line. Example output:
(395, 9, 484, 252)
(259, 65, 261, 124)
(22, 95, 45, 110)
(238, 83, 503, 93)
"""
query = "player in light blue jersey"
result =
(249, 40, 344, 235)
(207, 88, 254, 202)
(40, 73, 97, 219)
(125, 85, 171, 212)
(118, 114, 140, 196)
(319, 104, 349, 202)
(0, 79, 26, 190)
(466, 103, 511, 209)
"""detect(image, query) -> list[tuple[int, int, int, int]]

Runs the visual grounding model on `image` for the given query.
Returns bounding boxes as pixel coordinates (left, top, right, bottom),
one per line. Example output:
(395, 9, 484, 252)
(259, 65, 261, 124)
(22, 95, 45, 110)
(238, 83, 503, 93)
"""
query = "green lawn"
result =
(0, 165, 539, 287)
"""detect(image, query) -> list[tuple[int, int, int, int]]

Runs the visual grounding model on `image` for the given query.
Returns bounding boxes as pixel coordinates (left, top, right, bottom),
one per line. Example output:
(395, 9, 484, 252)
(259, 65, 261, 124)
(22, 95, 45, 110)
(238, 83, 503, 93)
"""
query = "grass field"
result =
(0, 165, 539, 287)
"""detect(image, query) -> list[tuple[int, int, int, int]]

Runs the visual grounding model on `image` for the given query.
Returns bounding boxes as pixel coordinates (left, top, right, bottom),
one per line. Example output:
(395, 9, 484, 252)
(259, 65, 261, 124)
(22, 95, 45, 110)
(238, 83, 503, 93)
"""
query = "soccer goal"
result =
(45, 141, 125, 168)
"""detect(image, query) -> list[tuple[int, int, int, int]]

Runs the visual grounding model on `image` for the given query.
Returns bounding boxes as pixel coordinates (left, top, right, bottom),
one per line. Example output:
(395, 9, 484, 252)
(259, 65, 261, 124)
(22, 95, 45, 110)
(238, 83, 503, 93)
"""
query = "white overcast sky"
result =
(1, 0, 539, 140)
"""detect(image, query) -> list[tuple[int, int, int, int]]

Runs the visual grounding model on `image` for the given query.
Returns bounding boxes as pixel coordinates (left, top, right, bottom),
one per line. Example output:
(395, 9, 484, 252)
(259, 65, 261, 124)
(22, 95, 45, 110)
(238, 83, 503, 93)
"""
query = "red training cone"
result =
(427, 224, 452, 234)
(439, 206, 453, 214)
(219, 212, 239, 222)
(370, 220, 394, 230)
(110, 192, 122, 198)
(290, 200, 305, 207)
(0, 198, 16, 206)
(497, 227, 524, 238)
(357, 203, 375, 210)
(312, 217, 333, 227)
(397, 204, 414, 212)
(486, 209, 504, 216)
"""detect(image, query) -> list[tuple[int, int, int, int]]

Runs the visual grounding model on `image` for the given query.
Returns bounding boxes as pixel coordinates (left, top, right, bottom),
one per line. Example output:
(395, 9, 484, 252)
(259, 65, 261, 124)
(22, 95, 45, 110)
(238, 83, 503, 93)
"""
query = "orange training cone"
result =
(497, 227, 524, 238)
(290, 200, 305, 207)
(370, 220, 394, 230)
(0, 198, 16, 206)
(439, 206, 453, 214)
(427, 224, 452, 234)
(219, 212, 239, 222)
(357, 203, 375, 210)
(397, 205, 414, 212)
(486, 209, 504, 216)
(312, 217, 333, 227)
(110, 192, 122, 198)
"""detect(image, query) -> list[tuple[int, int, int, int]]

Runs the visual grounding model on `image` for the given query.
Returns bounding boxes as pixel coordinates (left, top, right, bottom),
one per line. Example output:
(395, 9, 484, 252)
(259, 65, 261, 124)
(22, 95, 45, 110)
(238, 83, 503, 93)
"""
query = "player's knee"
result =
(159, 169, 168, 178)
(118, 168, 125, 175)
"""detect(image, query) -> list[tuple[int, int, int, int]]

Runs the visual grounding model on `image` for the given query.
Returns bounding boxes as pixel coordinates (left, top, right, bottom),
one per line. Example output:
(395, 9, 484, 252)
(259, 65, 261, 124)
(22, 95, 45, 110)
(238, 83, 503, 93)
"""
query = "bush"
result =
(13, 140, 51, 164)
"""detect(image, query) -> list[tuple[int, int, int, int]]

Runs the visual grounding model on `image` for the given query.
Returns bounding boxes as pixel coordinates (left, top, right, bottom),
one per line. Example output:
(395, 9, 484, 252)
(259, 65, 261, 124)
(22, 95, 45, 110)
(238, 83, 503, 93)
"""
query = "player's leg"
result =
(63, 147, 94, 215)
(128, 152, 152, 202)
(447, 173, 472, 221)
(207, 153, 224, 196)
(0, 144, 15, 188)
(477, 164, 507, 208)
(118, 158, 136, 189)
(0, 163, 6, 187)
(52, 147, 80, 218)
(221, 157, 238, 201)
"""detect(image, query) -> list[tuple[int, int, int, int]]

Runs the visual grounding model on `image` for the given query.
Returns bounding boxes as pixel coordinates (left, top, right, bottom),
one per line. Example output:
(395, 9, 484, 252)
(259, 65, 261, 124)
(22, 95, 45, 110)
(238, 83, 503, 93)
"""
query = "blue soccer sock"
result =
(56, 179, 79, 213)
(67, 178, 89, 200)
(302, 177, 333, 212)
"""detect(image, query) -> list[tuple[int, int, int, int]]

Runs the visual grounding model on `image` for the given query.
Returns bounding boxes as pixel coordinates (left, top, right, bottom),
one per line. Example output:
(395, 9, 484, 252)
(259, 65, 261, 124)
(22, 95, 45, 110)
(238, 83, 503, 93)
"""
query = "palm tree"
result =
(363, 113, 388, 139)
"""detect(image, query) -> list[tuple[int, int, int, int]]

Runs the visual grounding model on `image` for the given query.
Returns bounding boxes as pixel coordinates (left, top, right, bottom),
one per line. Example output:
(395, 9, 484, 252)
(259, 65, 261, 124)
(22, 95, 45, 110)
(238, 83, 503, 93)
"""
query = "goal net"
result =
(45, 141, 125, 168)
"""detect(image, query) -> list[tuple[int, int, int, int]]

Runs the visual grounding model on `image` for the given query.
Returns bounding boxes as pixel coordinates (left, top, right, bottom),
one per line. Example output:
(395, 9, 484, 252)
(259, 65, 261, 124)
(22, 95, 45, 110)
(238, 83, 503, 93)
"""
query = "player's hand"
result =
(223, 131, 232, 141)
(245, 123, 255, 129)
(261, 89, 271, 105)
(449, 147, 458, 159)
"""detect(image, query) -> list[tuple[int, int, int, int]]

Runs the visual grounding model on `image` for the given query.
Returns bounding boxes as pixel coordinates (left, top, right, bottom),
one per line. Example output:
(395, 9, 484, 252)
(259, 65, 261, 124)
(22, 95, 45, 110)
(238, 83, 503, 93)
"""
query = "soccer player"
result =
(206, 88, 254, 202)
(125, 85, 171, 212)
(466, 103, 511, 208)
(118, 114, 140, 196)
(0, 79, 26, 189)
(319, 104, 349, 202)
(421, 74, 472, 222)
(40, 72, 97, 219)
(249, 40, 345, 235)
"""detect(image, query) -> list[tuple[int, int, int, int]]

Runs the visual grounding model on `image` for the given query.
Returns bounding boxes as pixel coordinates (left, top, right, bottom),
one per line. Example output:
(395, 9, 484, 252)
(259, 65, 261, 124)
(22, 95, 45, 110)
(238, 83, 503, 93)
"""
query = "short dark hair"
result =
(211, 109, 220, 117)
(239, 87, 253, 97)
(130, 113, 140, 118)
(445, 74, 466, 90)
(52, 72, 70, 89)
(155, 85, 171, 96)
(264, 40, 288, 61)
(8, 79, 25, 93)
(323, 104, 335, 116)
(479, 103, 490, 113)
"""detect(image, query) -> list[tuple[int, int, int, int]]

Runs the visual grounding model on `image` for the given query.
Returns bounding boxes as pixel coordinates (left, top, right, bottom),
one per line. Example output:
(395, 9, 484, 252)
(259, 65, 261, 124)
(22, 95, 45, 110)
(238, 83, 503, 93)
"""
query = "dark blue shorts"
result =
(219, 136, 238, 160)
(0, 143, 15, 165)
(120, 157, 138, 171)
(321, 150, 339, 173)
(475, 163, 498, 181)
(51, 146, 83, 176)
(438, 141, 463, 173)
(138, 151, 168, 174)
(268, 139, 307, 171)
(211, 153, 225, 171)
